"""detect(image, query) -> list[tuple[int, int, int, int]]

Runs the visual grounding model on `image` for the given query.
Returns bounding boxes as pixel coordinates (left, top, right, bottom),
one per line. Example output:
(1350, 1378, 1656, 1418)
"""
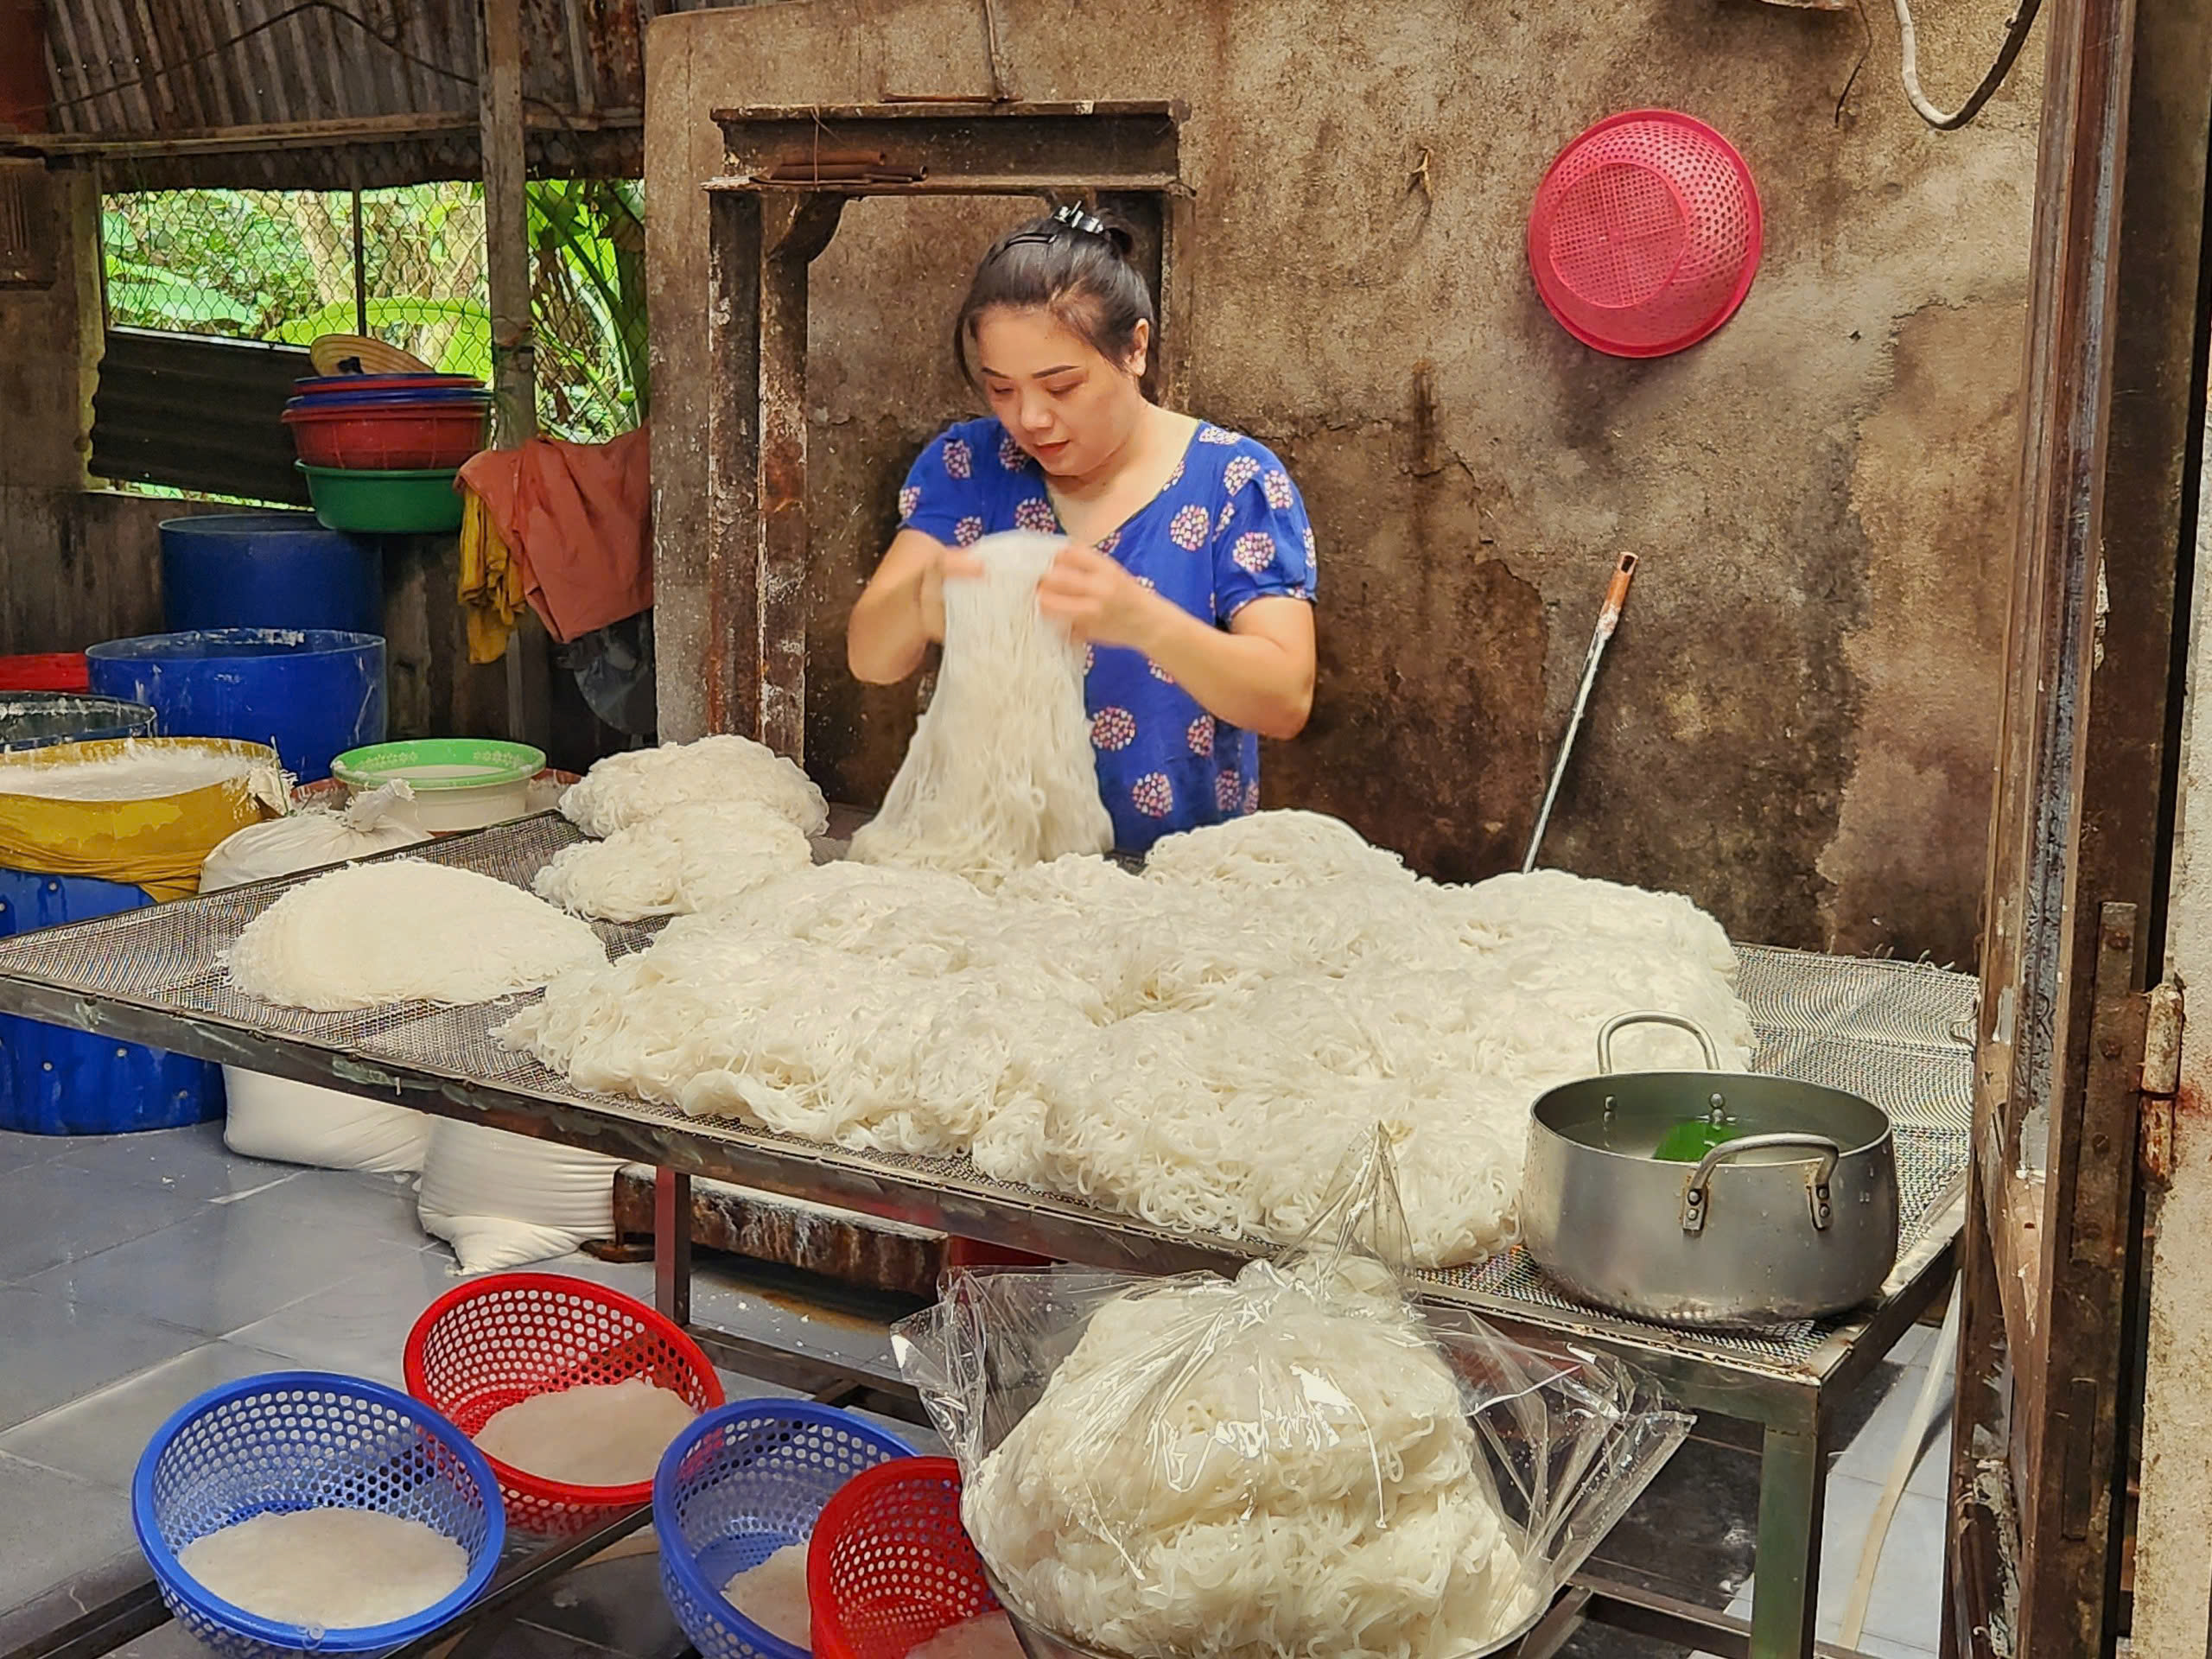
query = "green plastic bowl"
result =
(331, 738, 547, 832)
(297, 462, 464, 533)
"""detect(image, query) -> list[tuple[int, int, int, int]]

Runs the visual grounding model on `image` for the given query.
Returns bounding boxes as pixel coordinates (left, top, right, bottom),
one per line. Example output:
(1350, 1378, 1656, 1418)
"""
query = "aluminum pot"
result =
(1521, 1011, 1899, 1327)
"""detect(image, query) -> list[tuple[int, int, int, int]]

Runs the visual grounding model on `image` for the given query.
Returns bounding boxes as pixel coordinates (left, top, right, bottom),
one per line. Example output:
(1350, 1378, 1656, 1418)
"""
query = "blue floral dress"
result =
(896, 416, 1319, 854)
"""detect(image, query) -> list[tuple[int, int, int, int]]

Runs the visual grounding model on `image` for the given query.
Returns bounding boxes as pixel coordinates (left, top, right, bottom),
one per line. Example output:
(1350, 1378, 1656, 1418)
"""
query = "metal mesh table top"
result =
(0, 814, 1976, 1378)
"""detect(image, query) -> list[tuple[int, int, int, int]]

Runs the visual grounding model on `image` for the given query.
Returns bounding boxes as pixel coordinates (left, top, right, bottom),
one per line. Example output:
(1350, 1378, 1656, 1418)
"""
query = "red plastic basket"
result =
(403, 1272, 726, 1536)
(1527, 110, 1762, 359)
(0, 653, 91, 693)
(944, 1237, 1054, 1270)
(807, 1457, 1001, 1659)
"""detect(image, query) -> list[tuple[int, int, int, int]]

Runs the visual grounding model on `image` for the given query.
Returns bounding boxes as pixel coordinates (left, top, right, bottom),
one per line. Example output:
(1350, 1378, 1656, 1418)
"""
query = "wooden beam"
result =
(10, 109, 642, 160)
(706, 173, 1190, 198)
(479, 0, 550, 754)
(2021, 906, 2147, 1651)
(709, 100, 1185, 121)
(710, 103, 1182, 192)
(756, 195, 843, 760)
(1944, 1166, 2018, 1659)
(1957, 0, 2211, 1613)
(480, 0, 535, 451)
(704, 188, 764, 740)
(1987, 1160, 2046, 1358)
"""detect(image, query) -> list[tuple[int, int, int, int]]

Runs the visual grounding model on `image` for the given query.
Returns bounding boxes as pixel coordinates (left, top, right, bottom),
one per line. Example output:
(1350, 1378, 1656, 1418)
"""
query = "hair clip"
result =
(986, 205, 1112, 264)
(1050, 203, 1107, 237)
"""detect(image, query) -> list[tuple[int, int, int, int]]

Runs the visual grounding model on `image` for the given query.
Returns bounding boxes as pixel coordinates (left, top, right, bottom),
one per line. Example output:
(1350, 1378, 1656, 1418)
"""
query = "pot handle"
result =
(1598, 1010, 1721, 1075)
(1679, 1134, 1844, 1236)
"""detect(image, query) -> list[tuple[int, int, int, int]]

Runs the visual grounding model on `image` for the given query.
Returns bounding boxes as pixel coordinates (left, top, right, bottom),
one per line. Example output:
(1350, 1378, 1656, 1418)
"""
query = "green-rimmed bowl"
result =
(330, 737, 545, 833)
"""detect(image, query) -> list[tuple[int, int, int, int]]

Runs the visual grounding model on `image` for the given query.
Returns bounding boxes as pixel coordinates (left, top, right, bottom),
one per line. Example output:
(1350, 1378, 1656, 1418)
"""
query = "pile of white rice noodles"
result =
(505, 530, 1753, 1267)
(893, 1150, 1690, 1659)
(505, 808, 1751, 1267)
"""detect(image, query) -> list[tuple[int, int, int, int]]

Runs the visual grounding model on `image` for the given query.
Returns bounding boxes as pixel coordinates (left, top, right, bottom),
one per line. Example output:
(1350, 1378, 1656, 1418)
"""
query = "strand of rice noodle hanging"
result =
(849, 531, 1113, 884)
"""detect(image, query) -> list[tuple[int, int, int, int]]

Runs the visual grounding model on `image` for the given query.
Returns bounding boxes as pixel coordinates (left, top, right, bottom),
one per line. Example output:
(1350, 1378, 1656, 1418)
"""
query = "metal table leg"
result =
(654, 1166, 692, 1327)
(1750, 1417, 1829, 1657)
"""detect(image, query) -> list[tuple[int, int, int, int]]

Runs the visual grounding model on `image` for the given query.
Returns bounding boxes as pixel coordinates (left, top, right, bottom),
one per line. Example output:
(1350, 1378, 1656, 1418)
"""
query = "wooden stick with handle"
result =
(1522, 551, 1639, 874)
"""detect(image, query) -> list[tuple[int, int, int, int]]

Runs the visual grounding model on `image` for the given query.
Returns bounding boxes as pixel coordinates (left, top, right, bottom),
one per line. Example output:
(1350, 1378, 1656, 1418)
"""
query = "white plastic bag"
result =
(416, 1117, 625, 1273)
(201, 786, 437, 1174)
(893, 1134, 1691, 1659)
(200, 783, 429, 889)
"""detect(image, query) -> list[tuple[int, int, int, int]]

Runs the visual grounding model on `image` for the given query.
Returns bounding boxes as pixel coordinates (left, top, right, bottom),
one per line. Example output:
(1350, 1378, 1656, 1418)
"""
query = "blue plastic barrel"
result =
(160, 512, 383, 636)
(0, 694, 157, 752)
(0, 869, 222, 1134)
(86, 628, 385, 783)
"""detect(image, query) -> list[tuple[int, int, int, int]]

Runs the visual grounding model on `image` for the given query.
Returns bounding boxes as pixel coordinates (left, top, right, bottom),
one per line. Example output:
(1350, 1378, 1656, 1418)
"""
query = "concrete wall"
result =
(646, 0, 2039, 962)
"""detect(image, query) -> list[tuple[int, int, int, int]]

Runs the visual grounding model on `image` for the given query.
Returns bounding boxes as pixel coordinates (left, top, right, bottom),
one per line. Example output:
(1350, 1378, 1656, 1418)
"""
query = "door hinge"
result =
(2139, 975, 2183, 1187)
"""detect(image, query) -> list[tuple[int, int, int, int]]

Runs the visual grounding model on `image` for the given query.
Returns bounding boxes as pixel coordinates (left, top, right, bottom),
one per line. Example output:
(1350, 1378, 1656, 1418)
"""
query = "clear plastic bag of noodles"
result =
(891, 1129, 1692, 1659)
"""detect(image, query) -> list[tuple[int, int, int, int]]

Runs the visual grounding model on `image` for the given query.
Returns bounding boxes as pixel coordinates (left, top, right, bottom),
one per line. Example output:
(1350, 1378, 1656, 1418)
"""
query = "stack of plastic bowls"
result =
(283, 372, 490, 533)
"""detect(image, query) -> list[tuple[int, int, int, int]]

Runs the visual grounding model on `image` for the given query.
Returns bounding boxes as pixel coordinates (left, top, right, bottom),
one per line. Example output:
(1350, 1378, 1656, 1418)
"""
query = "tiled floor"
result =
(0, 1121, 1948, 1657)
(1541, 1319, 1955, 1659)
(1778, 1325, 1951, 1658)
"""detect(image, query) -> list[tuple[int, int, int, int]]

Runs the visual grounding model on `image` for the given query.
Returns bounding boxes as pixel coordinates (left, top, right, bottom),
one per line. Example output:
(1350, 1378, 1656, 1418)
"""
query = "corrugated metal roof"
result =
(41, 0, 731, 139)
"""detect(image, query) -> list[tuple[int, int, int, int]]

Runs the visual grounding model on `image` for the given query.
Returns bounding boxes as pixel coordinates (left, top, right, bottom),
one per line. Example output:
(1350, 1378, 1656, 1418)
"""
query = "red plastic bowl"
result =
(283, 401, 490, 469)
(404, 1272, 727, 1536)
(1528, 109, 1762, 359)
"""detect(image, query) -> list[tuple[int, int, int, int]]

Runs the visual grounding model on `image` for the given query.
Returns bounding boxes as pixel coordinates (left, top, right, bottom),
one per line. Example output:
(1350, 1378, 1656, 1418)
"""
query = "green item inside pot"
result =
(1649, 1105, 1741, 1163)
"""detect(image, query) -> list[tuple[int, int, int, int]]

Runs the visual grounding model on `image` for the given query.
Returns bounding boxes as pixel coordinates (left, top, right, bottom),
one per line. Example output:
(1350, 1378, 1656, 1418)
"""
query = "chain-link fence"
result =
(527, 179, 646, 444)
(101, 180, 643, 444)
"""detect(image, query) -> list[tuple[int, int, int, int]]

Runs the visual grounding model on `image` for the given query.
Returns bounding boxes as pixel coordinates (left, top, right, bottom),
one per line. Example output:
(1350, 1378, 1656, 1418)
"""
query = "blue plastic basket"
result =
(655, 1399, 916, 1659)
(132, 1371, 507, 1659)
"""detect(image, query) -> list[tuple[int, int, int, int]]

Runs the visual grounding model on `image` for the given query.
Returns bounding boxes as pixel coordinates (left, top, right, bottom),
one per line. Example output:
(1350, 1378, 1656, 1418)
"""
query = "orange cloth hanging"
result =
(456, 425, 653, 651)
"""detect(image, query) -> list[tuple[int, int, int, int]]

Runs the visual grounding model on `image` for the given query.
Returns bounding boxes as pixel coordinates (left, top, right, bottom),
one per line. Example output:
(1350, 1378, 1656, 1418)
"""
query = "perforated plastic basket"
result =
(130, 1370, 505, 1659)
(404, 1272, 726, 1535)
(1527, 109, 1762, 359)
(806, 1457, 1000, 1659)
(654, 1401, 918, 1659)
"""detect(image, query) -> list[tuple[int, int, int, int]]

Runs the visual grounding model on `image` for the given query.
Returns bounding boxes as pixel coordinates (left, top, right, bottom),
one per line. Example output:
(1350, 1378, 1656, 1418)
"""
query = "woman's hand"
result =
(849, 530, 981, 684)
(1036, 542, 1167, 651)
(918, 543, 986, 642)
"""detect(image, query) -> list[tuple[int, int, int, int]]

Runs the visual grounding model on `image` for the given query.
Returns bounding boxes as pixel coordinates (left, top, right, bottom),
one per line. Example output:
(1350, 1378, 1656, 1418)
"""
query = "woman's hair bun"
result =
(1049, 201, 1134, 259)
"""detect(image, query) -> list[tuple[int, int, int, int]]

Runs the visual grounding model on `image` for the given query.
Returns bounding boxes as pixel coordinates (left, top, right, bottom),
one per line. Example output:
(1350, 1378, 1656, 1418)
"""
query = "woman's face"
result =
(971, 304, 1147, 479)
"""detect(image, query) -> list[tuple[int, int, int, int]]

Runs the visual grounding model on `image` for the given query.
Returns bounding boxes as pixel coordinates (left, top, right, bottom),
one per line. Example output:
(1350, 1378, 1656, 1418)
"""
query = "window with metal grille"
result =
(93, 180, 646, 503)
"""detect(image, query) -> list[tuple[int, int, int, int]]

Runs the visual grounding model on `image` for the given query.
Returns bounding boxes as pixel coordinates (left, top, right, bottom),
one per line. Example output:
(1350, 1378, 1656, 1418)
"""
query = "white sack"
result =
(416, 1117, 624, 1273)
(201, 786, 436, 1174)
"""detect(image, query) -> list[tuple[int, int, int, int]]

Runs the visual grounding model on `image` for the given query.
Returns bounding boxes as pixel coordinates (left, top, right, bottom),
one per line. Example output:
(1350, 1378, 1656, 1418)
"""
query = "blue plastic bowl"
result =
(132, 1371, 507, 1659)
(294, 374, 483, 392)
(654, 1399, 915, 1659)
(0, 692, 156, 752)
(283, 388, 493, 411)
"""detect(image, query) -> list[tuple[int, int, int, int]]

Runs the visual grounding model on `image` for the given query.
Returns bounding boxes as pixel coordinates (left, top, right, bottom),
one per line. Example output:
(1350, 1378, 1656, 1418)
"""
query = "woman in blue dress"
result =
(847, 205, 1319, 855)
